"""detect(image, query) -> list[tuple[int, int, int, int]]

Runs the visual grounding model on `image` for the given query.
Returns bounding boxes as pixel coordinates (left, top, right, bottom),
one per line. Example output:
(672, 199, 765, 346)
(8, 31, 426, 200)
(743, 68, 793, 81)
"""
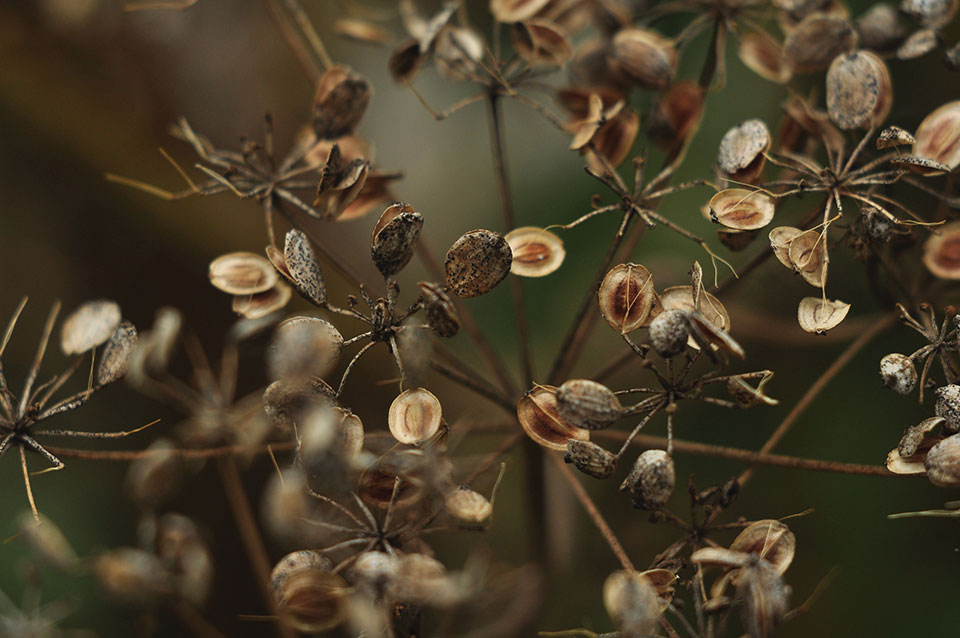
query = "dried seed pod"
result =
(586, 108, 640, 172)
(769, 226, 804, 268)
(598, 263, 659, 334)
(333, 18, 392, 45)
(826, 50, 892, 129)
(283, 229, 326, 305)
(555, 379, 623, 430)
(209, 252, 277, 296)
(125, 438, 184, 510)
(856, 4, 905, 51)
(708, 189, 776, 231)
(611, 28, 677, 90)
(898, 416, 945, 456)
(890, 154, 951, 175)
(564, 439, 617, 479)
(887, 444, 929, 474)
(788, 229, 828, 286)
(444, 229, 513, 297)
(388, 387, 443, 444)
(312, 65, 371, 140)
(271, 551, 348, 633)
(729, 520, 796, 574)
(358, 463, 427, 510)
(352, 551, 400, 590)
(314, 145, 370, 221)
(914, 101, 960, 170)
(877, 125, 915, 149)
(434, 27, 484, 81)
(897, 28, 941, 59)
(935, 384, 960, 432)
(94, 548, 173, 605)
(388, 554, 460, 606)
(880, 353, 918, 394)
(797, 297, 850, 333)
(717, 119, 770, 182)
(151, 513, 213, 606)
(737, 558, 790, 638)
(143, 306, 182, 372)
(17, 512, 78, 572)
(445, 486, 493, 523)
(603, 570, 661, 638)
(567, 93, 614, 150)
(370, 203, 424, 277)
(262, 469, 316, 544)
(923, 221, 960, 279)
(784, 14, 857, 72)
(418, 281, 460, 337)
(232, 281, 291, 320)
(649, 308, 690, 358)
(781, 93, 845, 153)
(646, 81, 705, 152)
(738, 31, 793, 84)
(505, 226, 565, 277)
(267, 316, 343, 381)
(660, 286, 732, 349)
(389, 38, 423, 82)
(96, 320, 138, 386)
(517, 385, 590, 450)
(299, 405, 362, 487)
(263, 377, 336, 429)
(901, 0, 958, 29)
(513, 19, 572, 68)
(946, 40, 960, 70)
(60, 299, 122, 355)
(620, 449, 675, 510)
(490, 0, 551, 23)
(924, 433, 960, 486)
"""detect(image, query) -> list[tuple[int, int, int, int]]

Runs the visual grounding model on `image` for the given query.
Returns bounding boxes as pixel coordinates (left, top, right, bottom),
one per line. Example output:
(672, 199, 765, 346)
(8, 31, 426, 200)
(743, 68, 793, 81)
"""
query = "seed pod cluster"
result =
(621, 449, 675, 510)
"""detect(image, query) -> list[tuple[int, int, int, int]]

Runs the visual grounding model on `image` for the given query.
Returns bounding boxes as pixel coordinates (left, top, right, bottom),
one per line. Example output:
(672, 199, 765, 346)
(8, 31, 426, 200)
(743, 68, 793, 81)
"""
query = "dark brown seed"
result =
(389, 38, 423, 82)
(418, 281, 460, 337)
(784, 14, 857, 72)
(312, 66, 371, 140)
(371, 203, 424, 277)
(555, 379, 623, 430)
(284, 229, 326, 305)
(444, 229, 513, 298)
(565, 439, 617, 479)
(620, 449, 675, 510)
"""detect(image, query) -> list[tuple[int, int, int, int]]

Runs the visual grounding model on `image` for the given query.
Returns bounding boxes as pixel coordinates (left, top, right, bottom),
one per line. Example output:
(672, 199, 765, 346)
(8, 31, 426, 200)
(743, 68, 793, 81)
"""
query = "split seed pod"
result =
(880, 353, 918, 394)
(924, 433, 960, 486)
(769, 226, 804, 268)
(788, 230, 828, 287)
(611, 28, 678, 90)
(388, 387, 443, 444)
(659, 286, 734, 353)
(312, 66, 371, 140)
(935, 384, 960, 432)
(267, 316, 343, 381)
(555, 379, 623, 430)
(826, 50, 892, 129)
(621, 449, 675, 510)
(564, 439, 617, 479)
(717, 120, 770, 183)
(97, 320, 138, 386)
(517, 385, 590, 450)
(60, 299, 122, 355)
(444, 229, 513, 297)
(418, 281, 460, 337)
(797, 297, 850, 333)
(232, 282, 291, 320)
(708, 189, 776, 231)
(729, 520, 796, 575)
(598, 263, 659, 334)
(898, 416, 944, 457)
(505, 226, 565, 277)
(208, 253, 277, 296)
(603, 570, 661, 638)
(783, 14, 857, 72)
(281, 229, 326, 305)
(371, 203, 424, 277)
(913, 101, 960, 171)
(445, 486, 493, 523)
(512, 19, 572, 68)
(271, 550, 349, 633)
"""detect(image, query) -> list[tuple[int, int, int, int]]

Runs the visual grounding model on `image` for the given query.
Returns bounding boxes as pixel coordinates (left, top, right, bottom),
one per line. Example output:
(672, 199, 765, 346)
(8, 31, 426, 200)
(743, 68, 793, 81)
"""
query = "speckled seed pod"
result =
(418, 281, 460, 337)
(565, 439, 617, 479)
(856, 4, 905, 52)
(444, 229, 513, 298)
(649, 309, 690, 358)
(717, 119, 770, 182)
(611, 28, 678, 90)
(898, 416, 944, 457)
(96, 320, 138, 386)
(935, 384, 960, 432)
(283, 229, 326, 305)
(924, 433, 960, 486)
(621, 449, 675, 510)
(555, 379, 623, 430)
(879, 353, 918, 395)
(445, 486, 493, 523)
(826, 51, 892, 130)
(783, 14, 857, 72)
(901, 0, 958, 29)
(312, 65, 371, 140)
(876, 126, 915, 150)
(60, 300, 123, 356)
(371, 203, 424, 277)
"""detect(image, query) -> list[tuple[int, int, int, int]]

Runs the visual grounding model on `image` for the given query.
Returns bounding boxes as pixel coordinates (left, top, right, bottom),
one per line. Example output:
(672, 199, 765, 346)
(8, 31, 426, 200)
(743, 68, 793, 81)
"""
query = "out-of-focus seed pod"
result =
(925, 433, 960, 486)
(126, 438, 183, 510)
(333, 18, 392, 45)
(389, 554, 463, 606)
(876, 125, 915, 149)
(388, 388, 443, 444)
(586, 108, 640, 172)
(209, 253, 277, 296)
(946, 41, 960, 70)
(555, 379, 622, 430)
(914, 101, 960, 170)
(358, 464, 427, 510)
(144, 306, 182, 373)
(611, 28, 677, 90)
(598, 263, 659, 334)
(505, 227, 565, 277)
(620, 449, 675, 510)
(445, 486, 493, 523)
(299, 405, 361, 491)
(898, 416, 944, 457)
(17, 512, 78, 572)
(787, 229, 828, 287)
(897, 28, 941, 59)
(826, 51, 892, 129)
(388, 38, 423, 82)
(96, 320, 138, 385)
(780, 93, 845, 153)
(262, 469, 318, 545)
(797, 297, 850, 334)
(923, 221, 960, 279)
(490, 0, 551, 23)
(564, 439, 617, 479)
(717, 119, 770, 183)
(708, 189, 776, 231)
(371, 203, 423, 277)
(444, 229, 513, 298)
(282, 229, 326, 306)
(232, 281, 291, 320)
(60, 300, 122, 356)
(603, 570, 661, 638)
(880, 353, 918, 394)
(151, 514, 213, 607)
(738, 31, 793, 83)
(312, 66, 371, 140)
(95, 548, 173, 606)
(737, 558, 790, 638)
(935, 384, 960, 432)
(784, 14, 857, 72)
(263, 377, 336, 430)
(267, 316, 343, 381)
(435, 26, 485, 81)
(649, 309, 690, 358)
(729, 520, 796, 574)
(856, 4, 904, 51)
(901, 0, 958, 29)
(418, 281, 460, 337)
(646, 82, 704, 152)
(271, 550, 349, 633)
(513, 19, 572, 68)
(517, 385, 590, 450)
(351, 551, 400, 591)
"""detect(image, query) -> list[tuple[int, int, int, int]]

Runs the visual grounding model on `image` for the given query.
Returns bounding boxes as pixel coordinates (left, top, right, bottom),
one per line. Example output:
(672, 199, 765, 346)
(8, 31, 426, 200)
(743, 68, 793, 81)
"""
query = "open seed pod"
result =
(784, 14, 857, 72)
(418, 281, 460, 337)
(567, 94, 617, 150)
(598, 263, 659, 334)
(371, 203, 423, 277)
(267, 316, 343, 381)
(729, 520, 796, 575)
(788, 229, 828, 287)
(620, 449, 675, 510)
(358, 455, 428, 509)
(60, 299, 122, 356)
(826, 50, 892, 129)
(935, 384, 960, 431)
(209, 252, 277, 296)
(564, 439, 617, 479)
(490, 0, 552, 23)
(923, 222, 960, 279)
(717, 119, 770, 183)
(517, 385, 590, 450)
(445, 486, 493, 523)
(603, 570, 662, 638)
(505, 226, 565, 277)
(769, 226, 804, 268)
(232, 281, 291, 320)
(513, 19, 572, 68)
(611, 28, 677, 90)
(709, 189, 776, 231)
(886, 445, 930, 474)
(924, 433, 960, 486)
(897, 28, 941, 59)
(660, 285, 732, 351)
(585, 108, 640, 172)
(314, 145, 370, 220)
(312, 65, 371, 140)
(281, 229, 326, 305)
(913, 101, 960, 171)
(880, 353, 918, 394)
(797, 297, 850, 333)
(738, 31, 793, 83)
(271, 550, 349, 633)
(856, 4, 905, 52)
(555, 379, 623, 430)
(388, 387, 443, 444)
(899, 416, 945, 457)
(444, 229, 513, 297)
(97, 320, 138, 386)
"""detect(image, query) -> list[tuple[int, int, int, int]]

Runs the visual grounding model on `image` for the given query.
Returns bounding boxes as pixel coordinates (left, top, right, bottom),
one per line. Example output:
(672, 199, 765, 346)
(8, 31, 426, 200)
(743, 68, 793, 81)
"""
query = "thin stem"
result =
(280, 0, 333, 70)
(429, 359, 514, 412)
(20, 446, 40, 523)
(463, 432, 522, 487)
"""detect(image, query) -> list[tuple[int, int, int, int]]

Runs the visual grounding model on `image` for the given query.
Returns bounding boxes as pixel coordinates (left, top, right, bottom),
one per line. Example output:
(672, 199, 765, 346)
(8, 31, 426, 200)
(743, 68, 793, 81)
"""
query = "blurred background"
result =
(0, 0, 959, 636)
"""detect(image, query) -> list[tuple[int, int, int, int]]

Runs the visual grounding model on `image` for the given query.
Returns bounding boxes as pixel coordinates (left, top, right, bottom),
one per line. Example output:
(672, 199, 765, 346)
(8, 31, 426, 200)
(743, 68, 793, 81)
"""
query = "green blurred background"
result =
(0, 0, 959, 636)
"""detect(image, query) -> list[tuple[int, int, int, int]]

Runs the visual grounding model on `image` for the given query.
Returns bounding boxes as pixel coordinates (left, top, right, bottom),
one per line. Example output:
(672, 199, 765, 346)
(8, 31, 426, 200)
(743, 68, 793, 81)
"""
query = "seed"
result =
(649, 309, 690, 358)
(890, 154, 951, 175)
(769, 226, 804, 268)
(352, 551, 400, 590)
(564, 439, 617, 479)
(371, 203, 424, 277)
(898, 416, 945, 457)
(490, 0, 551, 23)
(913, 101, 960, 170)
(879, 353, 918, 395)
(586, 108, 640, 172)
(603, 570, 661, 638)
(513, 19, 572, 68)
(935, 384, 960, 432)
(232, 281, 291, 319)
(555, 379, 623, 430)
(444, 486, 493, 523)
(283, 229, 326, 305)
(208, 252, 277, 296)
(517, 385, 590, 451)
(797, 297, 850, 334)
(418, 281, 460, 337)
(620, 449, 675, 510)
(311, 65, 371, 140)
(97, 320, 138, 386)
(17, 512, 79, 572)
(924, 433, 960, 486)
(444, 229, 513, 298)
(738, 31, 793, 84)
(901, 0, 958, 29)
(923, 221, 960, 279)
(388, 38, 423, 82)
(388, 387, 443, 444)
(787, 229, 827, 287)
(856, 4, 905, 52)
(267, 316, 343, 381)
(314, 144, 370, 221)
(717, 119, 770, 182)
(660, 285, 731, 335)
(826, 50, 892, 130)
(598, 263, 659, 334)
(877, 125, 915, 150)
(271, 551, 348, 633)
(611, 28, 677, 90)
(729, 520, 796, 574)
(60, 299, 122, 356)
(95, 548, 173, 605)
(708, 189, 776, 231)
(784, 14, 857, 72)
(897, 28, 940, 59)
(505, 226, 565, 277)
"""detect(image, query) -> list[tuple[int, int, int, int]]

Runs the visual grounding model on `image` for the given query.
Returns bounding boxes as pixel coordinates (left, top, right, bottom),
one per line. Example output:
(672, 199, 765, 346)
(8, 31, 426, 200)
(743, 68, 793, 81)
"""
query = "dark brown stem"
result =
(45, 441, 296, 461)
